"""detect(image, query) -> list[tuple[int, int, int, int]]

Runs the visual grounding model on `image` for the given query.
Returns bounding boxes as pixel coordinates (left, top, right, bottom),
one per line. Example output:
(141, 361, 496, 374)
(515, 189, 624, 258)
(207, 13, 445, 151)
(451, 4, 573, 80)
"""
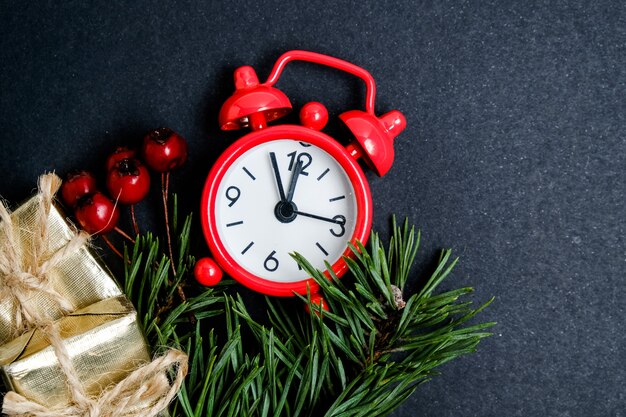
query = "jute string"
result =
(0, 173, 86, 337)
(2, 348, 188, 417)
(0, 173, 188, 416)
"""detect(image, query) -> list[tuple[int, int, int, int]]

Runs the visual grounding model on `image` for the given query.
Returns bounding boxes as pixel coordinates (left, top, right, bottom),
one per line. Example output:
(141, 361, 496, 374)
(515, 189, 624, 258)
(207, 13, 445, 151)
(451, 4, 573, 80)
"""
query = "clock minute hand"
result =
(285, 160, 303, 203)
(292, 210, 344, 225)
(269, 152, 287, 201)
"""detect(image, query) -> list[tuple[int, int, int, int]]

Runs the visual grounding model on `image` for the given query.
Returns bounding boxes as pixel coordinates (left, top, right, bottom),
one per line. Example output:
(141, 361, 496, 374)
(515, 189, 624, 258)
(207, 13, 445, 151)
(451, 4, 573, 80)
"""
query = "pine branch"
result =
(119, 195, 225, 355)
(284, 217, 495, 415)
(119, 203, 494, 416)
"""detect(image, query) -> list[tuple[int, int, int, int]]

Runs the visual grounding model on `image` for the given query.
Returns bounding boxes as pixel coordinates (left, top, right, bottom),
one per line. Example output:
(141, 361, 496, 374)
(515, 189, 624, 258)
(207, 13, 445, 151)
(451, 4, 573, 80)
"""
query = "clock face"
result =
(212, 139, 358, 283)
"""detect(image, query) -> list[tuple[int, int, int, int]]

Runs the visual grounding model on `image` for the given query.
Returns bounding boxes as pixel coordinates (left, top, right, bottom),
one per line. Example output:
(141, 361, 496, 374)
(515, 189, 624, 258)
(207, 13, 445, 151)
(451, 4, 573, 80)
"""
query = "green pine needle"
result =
(119, 201, 494, 417)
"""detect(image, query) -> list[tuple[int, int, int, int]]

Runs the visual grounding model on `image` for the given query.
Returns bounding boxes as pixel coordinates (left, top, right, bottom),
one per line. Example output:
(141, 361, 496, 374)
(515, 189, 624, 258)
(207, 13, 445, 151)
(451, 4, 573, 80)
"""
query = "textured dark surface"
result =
(0, 1, 624, 416)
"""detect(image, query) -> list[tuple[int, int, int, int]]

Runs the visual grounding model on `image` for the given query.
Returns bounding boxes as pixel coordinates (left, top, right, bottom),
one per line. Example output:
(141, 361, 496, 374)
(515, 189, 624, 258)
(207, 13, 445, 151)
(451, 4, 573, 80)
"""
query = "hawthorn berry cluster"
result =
(61, 127, 187, 235)
(61, 127, 222, 287)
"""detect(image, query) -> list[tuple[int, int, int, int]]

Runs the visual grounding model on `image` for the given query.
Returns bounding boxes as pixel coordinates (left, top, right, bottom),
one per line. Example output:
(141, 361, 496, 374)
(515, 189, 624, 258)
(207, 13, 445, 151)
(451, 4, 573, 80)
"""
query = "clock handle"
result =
(265, 50, 406, 177)
(218, 50, 407, 176)
(264, 50, 377, 115)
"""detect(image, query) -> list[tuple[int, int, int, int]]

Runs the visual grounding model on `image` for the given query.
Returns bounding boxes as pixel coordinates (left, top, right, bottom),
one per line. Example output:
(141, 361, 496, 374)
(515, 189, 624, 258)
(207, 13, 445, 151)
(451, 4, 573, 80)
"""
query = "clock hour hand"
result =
(285, 160, 303, 203)
(292, 210, 345, 225)
(269, 152, 287, 201)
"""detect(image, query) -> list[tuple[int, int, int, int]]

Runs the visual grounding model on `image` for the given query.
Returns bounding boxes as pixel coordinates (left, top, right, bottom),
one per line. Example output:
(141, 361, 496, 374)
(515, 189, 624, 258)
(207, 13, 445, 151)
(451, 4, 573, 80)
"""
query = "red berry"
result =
(106, 158, 150, 205)
(305, 293, 329, 315)
(61, 171, 98, 208)
(194, 257, 223, 286)
(75, 192, 119, 234)
(142, 127, 188, 172)
(106, 147, 136, 172)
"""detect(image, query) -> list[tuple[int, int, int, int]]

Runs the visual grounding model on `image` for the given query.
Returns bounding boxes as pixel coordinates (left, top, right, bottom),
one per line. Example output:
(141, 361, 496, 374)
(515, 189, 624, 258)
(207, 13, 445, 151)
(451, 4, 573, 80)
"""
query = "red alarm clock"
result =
(201, 50, 406, 297)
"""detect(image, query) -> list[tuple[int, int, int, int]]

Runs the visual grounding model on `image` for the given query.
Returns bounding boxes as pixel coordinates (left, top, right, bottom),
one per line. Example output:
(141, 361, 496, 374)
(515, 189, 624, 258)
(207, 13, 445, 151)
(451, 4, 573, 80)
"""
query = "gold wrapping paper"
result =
(0, 195, 122, 345)
(0, 295, 151, 409)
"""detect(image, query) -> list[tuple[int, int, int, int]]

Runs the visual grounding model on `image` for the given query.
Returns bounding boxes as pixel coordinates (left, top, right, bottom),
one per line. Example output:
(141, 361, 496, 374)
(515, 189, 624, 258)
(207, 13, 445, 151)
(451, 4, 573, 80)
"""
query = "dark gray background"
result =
(0, 1, 624, 416)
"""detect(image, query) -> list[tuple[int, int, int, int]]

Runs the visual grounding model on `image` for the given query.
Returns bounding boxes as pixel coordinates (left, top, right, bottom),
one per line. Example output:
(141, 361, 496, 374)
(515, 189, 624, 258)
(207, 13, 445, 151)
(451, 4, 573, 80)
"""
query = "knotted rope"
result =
(0, 173, 88, 336)
(2, 348, 188, 417)
(0, 173, 187, 416)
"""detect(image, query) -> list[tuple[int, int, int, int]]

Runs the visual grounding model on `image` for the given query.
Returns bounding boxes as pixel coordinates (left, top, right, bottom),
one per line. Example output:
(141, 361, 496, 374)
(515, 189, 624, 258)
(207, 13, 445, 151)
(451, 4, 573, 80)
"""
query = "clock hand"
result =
(269, 152, 287, 201)
(285, 160, 303, 203)
(292, 210, 345, 225)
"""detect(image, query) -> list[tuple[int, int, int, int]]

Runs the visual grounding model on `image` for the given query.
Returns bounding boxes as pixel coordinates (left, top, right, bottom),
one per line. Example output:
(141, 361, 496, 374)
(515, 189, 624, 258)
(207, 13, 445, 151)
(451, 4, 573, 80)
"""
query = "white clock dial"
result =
(214, 139, 358, 283)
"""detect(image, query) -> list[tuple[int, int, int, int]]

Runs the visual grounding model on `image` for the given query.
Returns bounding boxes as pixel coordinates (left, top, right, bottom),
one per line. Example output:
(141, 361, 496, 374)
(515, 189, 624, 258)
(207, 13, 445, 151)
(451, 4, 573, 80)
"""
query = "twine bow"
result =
(0, 173, 89, 334)
(2, 347, 188, 417)
(0, 173, 188, 416)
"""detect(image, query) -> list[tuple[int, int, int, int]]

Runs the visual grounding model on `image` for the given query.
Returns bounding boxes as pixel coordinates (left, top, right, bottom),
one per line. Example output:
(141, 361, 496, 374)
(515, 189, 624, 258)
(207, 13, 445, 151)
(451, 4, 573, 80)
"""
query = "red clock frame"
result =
(201, 124, 373, 297)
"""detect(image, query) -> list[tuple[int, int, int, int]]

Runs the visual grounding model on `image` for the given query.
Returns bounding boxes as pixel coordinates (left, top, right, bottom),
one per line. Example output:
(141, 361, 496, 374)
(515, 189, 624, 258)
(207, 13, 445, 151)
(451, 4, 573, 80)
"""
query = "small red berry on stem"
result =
(106, 158, 150, 205)
(74, 192, 120, 235)
(106, 146, 136, 172)
(142, 127, 188, 278)
(61, 171, 97, 208)
(142, 127, 188, 172)
(194, 257, 223, 286)
(106, 157, 150, 236)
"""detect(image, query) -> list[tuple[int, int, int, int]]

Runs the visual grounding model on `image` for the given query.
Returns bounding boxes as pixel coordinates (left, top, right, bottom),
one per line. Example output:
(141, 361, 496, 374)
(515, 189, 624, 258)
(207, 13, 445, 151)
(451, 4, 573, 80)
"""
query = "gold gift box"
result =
(0, 195, 122, 344)
(0, 295, 152, 408)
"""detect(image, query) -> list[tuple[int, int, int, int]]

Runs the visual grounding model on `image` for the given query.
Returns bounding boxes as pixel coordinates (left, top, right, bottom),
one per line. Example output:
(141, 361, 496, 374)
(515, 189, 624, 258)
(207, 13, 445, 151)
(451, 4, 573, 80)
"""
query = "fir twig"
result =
(120, 210, 494, 416)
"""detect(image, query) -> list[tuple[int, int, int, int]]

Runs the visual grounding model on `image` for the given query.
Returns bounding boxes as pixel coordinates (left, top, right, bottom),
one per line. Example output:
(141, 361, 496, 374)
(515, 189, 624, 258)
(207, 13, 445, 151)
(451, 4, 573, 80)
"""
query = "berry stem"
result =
(114, 226, 135, 244)
(160, 171, 192, 323)
(102, 235, 123, 259)
(162, 172, 177, 277)
(130, 205, 140, 236)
